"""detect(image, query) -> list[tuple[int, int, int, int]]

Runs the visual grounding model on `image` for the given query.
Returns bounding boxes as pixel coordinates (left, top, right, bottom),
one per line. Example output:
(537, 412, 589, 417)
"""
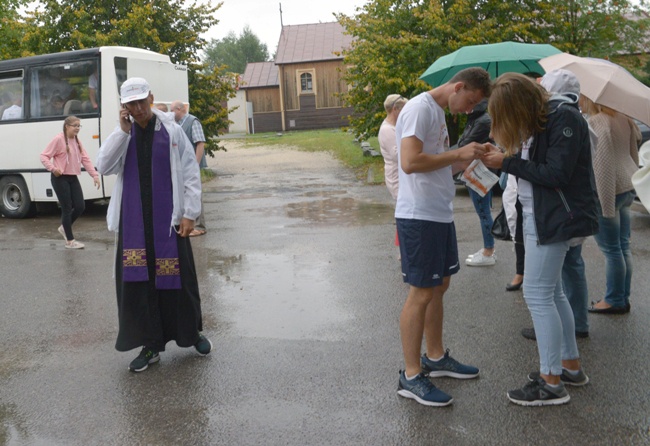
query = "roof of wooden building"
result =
(275, 21, 353, 65)
(241, 61, 279, 89)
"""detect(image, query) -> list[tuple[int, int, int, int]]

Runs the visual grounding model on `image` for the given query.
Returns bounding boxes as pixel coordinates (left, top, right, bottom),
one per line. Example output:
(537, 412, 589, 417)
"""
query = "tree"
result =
(9, 0, 236, 153)
(204, 25, 269, 74)
(550, 0, 649, 58)
(0, 0, 28, 59)
(336, 0, 564, 140)
(188, 63, 237, 153)
(336, 0, 649, 140)
(21, 0, 220, 64)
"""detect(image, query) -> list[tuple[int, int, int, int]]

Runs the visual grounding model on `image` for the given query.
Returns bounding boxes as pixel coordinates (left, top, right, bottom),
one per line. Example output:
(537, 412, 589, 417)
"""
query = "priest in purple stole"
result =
(97, 78, 213, 373)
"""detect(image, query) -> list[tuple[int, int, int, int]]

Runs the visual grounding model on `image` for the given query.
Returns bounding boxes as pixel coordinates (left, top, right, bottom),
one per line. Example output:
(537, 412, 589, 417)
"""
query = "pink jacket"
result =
(40, 133, 98, 178)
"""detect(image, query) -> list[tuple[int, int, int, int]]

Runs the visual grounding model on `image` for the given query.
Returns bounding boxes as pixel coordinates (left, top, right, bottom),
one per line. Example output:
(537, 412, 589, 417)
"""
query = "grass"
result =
(221, 129, 386, 184)
(200, 168, 216, 183)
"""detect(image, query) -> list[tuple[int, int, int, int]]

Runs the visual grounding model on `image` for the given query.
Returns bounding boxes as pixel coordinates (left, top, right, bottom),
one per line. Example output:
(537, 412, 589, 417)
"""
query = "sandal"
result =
(189, 229, 206, 237)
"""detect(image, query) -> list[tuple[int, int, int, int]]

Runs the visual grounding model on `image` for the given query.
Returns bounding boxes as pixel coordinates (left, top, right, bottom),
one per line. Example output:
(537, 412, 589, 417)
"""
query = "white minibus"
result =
(0, 46, 188, 218)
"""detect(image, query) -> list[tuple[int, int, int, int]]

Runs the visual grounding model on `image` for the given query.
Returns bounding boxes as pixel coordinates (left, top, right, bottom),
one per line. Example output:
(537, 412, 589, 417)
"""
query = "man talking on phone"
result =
(97, 77, 213, 372)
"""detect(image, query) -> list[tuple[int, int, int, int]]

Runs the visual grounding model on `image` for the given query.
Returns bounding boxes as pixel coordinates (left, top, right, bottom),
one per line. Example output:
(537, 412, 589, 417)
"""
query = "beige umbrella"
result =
(539, 53, 650, 125)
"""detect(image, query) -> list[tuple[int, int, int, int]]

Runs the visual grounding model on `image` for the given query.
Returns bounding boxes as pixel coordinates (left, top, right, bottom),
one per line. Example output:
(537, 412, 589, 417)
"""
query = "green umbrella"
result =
(420, 41, 562, 87)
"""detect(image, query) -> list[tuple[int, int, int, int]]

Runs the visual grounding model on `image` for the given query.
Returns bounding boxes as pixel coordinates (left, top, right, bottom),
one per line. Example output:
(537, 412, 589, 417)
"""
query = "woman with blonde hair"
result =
(40, 116, 100, 249)
(581, 96, 640, 314)
(379, 94, 408, 201)
(483, 73, 598, 406)
(378, 94, 408, 257)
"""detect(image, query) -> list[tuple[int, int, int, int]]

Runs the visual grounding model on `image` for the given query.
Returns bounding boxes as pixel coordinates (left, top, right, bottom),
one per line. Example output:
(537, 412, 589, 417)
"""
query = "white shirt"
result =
(395, 92, 454, 223)
(518, 137, 534, 214)
(96, 109, 202, 232)
(2, 104, 21, 120)
(378, 119, 399, 200)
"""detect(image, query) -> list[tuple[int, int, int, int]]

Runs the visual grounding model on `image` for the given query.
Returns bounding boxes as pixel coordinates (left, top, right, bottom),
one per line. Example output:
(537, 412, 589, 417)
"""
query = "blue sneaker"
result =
(421, 349, 479, 379)
(397, 371, 453, 407)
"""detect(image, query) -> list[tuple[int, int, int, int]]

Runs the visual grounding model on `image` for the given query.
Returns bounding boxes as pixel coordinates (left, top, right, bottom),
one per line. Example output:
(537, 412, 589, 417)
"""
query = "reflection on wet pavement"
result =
(207, 252, 351, 340)
(286, 197, 394, 226)
(0, 403, 31, 446)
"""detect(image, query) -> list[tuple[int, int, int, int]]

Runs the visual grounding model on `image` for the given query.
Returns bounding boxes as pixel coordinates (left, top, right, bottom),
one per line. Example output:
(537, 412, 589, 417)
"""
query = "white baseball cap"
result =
(120, 77, 151, 104)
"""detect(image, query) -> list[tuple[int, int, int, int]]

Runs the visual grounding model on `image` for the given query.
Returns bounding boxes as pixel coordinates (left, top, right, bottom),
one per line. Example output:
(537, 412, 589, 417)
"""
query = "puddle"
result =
(286, 197, 394, 226)
(207, 253, 351, 340)
(0, 403, 31, 446)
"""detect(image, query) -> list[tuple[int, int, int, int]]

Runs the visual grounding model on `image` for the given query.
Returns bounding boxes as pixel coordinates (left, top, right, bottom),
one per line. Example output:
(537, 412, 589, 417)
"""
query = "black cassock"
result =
(114, 116, 203, 352)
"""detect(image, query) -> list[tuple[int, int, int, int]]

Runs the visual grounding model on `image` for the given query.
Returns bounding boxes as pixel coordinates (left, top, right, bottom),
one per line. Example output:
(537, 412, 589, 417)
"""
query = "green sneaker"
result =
(129, 347, 160, 372)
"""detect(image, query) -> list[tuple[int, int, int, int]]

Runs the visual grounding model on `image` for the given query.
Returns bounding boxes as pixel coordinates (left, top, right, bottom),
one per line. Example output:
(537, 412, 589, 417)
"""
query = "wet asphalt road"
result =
(1, 141, 649, 446)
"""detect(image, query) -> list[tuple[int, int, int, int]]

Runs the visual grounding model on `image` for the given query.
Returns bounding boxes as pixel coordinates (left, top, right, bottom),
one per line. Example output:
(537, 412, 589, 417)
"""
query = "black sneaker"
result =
(521, 327, 589, 341)
(129, 347, 160, 372)
(528, 369, 589, 387)
(194, 334, 213, 356)
(397, 371, 453, 407)
(507, 377, 570, 406)
(521, 328, 536, 340)
(421, 349, 479, 379)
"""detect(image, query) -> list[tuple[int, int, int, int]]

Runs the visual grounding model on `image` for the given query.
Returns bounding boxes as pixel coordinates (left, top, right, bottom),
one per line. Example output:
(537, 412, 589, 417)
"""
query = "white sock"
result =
(563, 368, 581, 376)
(428, 354, 444, 362)
(405, 372, 419, 380)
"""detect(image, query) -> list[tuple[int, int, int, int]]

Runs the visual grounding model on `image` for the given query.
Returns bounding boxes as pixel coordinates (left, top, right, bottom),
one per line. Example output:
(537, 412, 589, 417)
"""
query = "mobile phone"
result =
(122, 104, 132, 122)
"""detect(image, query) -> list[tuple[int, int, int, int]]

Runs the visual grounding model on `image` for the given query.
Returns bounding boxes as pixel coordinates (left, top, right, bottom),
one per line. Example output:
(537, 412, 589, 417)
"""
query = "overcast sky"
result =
(203, 0, 369, 53)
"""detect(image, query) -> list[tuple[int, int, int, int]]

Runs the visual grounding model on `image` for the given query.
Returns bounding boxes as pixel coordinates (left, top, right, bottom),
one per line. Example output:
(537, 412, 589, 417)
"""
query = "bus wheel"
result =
(0, 175, 35, 218)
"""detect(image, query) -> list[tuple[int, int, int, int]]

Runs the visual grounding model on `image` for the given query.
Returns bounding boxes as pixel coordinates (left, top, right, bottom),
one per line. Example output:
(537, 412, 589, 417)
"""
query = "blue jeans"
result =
(523, 212, 579, 375)
(593, 190, 635, 308)
(562, 245, 589, 333)
(468, 188, 494, 249)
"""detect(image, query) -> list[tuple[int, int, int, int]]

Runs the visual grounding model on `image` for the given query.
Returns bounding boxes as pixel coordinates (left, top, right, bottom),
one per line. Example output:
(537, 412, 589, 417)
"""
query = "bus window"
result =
(29, 60, 99, 118)
(114, 56, 127, 91)
(0, 70, 24, 121)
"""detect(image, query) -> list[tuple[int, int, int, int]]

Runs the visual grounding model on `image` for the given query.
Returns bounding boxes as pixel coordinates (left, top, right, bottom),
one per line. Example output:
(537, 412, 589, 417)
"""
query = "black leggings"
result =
(514, 199, 524, 276)
(51, 174, 85, 241)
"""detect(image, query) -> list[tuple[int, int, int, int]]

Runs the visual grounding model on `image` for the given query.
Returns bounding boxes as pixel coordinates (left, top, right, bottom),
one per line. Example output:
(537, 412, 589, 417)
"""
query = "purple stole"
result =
(121, 120, 181, 289)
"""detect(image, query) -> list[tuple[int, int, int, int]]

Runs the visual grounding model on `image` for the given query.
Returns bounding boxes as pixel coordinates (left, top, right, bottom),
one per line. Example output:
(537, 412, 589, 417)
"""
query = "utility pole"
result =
(279, 2, 283, 29)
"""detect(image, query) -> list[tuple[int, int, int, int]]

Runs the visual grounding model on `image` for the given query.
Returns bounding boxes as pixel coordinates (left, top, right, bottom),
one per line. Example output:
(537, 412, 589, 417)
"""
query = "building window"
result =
(300, 72, 313, 93)
(296, 70, 316, 96)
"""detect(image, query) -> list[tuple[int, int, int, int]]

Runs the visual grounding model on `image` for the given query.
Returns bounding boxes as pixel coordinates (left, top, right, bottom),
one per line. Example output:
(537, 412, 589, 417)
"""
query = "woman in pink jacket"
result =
(40, 116, 100, 249)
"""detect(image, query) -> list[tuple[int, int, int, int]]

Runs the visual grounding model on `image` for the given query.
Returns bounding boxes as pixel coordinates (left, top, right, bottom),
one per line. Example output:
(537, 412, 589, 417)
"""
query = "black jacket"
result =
(458, 99, 491, 147)
(501, 95, 599, 245)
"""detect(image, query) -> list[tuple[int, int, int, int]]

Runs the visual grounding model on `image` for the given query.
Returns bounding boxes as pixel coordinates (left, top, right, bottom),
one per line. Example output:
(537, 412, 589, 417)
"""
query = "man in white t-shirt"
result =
(395, 67, 491, 407)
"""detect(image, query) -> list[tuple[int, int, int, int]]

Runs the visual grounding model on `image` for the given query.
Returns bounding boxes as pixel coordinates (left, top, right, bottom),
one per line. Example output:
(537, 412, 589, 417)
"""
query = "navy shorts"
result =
(396, 218, 460, 288)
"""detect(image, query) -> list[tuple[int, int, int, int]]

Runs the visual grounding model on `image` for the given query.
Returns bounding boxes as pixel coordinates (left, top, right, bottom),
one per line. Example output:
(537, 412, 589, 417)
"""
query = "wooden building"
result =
(275, 22, 354, 131)
(236, 21, 354, 133)
(240, 62, 281, 133)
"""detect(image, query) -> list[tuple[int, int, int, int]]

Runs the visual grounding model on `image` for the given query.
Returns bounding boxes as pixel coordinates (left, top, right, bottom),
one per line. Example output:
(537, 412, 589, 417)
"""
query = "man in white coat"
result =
(97, 77, 212, 373)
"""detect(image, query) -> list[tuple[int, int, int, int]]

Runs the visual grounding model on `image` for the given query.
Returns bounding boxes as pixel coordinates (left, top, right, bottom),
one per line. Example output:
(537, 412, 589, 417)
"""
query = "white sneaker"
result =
(65, 240, 85, 249)
(57, 225, 67, 241)
(466, 249, 484, 259)
(465, 252, 496, 266)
